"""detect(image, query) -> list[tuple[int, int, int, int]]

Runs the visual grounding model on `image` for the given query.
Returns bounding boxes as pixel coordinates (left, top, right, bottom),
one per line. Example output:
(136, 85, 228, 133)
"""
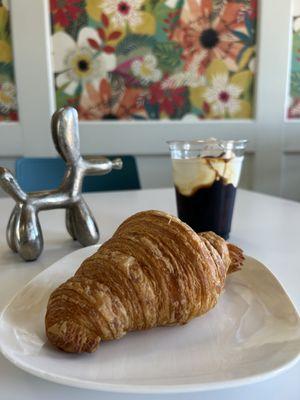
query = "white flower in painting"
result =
(165, 0, 178, 8)
(294, 17, 300, 32)
(102, 0, 144, 29)
(162, 71, 205, 89)
(204, 74, 242, 116)
(182, 113, 200, 121)
(131, 54, 162, 84)
(52, 27, 116, 95)
(0, 81, 17, 113)
(162, 54, 206, 89)
(249, 57, 256, 73)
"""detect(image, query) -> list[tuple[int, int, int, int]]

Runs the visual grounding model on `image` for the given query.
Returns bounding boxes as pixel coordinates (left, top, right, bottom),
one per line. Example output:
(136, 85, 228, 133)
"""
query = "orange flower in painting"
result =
(116, 87, 146, 119)
(79, 79, 112, 120)
(79, 79, 146, 119)
(171, 0, 245, 72)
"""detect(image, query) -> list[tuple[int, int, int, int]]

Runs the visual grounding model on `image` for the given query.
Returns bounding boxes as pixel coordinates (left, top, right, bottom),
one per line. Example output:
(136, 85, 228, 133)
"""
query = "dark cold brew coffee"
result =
(171, 155, 243, 239)
(175, 180, 236, 239)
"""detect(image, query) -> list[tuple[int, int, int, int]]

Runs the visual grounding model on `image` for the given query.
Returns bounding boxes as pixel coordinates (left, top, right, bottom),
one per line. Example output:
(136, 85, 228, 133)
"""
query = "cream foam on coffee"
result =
(172, 153, 243, 197)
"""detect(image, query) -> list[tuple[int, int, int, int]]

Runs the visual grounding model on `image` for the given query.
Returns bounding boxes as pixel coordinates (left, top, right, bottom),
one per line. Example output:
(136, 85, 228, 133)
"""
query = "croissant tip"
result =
(46, 320, 100, 353)
(227, 243, 245, 274)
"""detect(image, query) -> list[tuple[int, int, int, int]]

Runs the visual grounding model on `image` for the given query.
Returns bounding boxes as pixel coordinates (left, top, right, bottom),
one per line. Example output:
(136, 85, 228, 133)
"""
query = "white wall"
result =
(282, 154, 300, 201)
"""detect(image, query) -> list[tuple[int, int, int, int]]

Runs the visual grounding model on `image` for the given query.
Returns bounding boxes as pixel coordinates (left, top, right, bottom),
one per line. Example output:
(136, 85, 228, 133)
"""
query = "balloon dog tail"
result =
(0, 167, 27, 203)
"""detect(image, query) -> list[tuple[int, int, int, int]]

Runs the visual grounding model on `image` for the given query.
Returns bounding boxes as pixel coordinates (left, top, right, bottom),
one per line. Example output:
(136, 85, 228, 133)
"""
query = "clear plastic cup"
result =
(167, 139, 247, 239)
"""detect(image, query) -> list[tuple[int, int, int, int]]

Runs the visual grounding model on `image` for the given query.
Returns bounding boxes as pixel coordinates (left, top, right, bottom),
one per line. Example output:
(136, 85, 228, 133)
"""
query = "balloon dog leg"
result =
(17, 206, 44, 261)
(65, 208, 77, 241)
(66, 199, 99, 247)
(6, 205, 21, 253)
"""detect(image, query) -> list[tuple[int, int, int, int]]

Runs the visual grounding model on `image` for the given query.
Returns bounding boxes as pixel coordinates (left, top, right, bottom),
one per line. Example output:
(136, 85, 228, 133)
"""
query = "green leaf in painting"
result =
(245, 14, 254, 39)
(56, 93, 69, 110)
(291, 33, 300, 73)
(55, 88, 70, 110)
(153, 3, 171, 40)
(290, 72, 300, 98)
(55, 81, 81, 110)
(153, 0, 184, 40)
(153, 42, 182, 72)
(231, 30, 252, 46)
(0, 62, 14, 80)
(116, 34, 156, 55)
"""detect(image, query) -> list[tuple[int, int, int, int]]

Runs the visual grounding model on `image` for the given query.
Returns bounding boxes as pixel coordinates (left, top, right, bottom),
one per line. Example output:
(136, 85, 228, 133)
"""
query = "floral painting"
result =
(288, 13, 300, 119)
(0, 0, 18, 121)
(50, 0, 257, 120)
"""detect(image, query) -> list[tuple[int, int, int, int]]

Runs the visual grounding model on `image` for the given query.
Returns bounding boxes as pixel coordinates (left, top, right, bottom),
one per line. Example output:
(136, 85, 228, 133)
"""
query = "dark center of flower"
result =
(219, 91, 230, 103)
(102, 113, 119, 120)
(78, 60, 89, 72)
(200, 28, 219, 49)
(118, 1, 130, 15)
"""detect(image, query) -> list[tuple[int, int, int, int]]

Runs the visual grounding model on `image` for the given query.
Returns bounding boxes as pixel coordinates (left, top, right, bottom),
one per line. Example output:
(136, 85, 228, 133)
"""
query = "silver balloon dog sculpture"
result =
(0, 107, 122, 261)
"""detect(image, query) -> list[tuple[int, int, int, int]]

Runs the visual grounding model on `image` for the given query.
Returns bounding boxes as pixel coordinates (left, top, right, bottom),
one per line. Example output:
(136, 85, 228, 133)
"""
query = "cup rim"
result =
(167, 138, 248, 151)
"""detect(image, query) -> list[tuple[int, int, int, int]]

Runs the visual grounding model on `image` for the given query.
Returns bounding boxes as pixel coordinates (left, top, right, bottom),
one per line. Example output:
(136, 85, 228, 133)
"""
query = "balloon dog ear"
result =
(51, 107, 81, 164)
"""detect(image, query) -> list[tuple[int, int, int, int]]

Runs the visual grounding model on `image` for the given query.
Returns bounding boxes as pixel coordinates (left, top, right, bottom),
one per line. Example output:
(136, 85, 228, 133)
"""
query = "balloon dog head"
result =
(0, 107, 122, 261)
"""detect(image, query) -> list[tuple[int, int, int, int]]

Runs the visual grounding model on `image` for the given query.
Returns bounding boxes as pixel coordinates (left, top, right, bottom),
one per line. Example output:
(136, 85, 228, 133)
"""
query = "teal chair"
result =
(15, 156, 140, 193)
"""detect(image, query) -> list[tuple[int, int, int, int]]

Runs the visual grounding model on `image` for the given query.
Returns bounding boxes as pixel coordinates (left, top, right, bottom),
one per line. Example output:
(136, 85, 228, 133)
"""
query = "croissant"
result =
(45, 210, 244, 353)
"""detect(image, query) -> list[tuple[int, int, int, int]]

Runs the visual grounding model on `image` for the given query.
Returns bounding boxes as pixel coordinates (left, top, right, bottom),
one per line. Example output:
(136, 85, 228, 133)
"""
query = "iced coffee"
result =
(168, 139, 247, 239)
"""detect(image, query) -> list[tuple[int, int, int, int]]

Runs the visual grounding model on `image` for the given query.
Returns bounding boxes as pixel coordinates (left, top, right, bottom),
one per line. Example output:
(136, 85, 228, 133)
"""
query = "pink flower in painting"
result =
(101, 0, 144, 29)
(248, 0, 257, 20)
(50, 0, 84, 28)
(288, 98, 300, 119)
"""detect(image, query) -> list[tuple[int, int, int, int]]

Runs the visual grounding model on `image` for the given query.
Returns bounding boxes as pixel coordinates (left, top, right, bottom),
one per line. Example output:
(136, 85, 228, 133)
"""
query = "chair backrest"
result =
(15, 156, 140, 193)
(83, 156, 140, 192)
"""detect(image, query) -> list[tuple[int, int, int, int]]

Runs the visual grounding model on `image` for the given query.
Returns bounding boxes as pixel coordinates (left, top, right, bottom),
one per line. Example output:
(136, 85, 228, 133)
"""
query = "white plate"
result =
(0, 246, 299, 394)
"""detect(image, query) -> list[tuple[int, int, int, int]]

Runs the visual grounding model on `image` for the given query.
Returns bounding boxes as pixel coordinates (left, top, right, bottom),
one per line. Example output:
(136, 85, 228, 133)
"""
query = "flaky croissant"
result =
(45, 210, 244, 353)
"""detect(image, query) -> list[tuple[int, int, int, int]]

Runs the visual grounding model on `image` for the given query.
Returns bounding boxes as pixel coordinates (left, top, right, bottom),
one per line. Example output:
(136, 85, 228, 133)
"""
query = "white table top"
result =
(0, 188, 299, 400)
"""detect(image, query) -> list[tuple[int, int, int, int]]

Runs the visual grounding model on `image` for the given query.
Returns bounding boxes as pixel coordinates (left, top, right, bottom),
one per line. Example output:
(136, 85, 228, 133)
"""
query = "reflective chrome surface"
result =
(0, 107, 122, 261)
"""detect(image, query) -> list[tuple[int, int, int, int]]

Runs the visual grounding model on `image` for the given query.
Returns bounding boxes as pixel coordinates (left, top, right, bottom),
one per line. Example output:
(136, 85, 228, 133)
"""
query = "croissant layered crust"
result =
(45, 210, 244, 353)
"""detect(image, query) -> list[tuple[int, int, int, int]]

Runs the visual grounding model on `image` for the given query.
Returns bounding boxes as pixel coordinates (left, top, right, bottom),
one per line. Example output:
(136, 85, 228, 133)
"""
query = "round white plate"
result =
(0, 246, 299, 394)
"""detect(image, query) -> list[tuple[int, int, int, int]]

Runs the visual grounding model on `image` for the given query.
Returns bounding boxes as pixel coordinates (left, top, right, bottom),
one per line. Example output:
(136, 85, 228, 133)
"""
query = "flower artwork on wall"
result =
(288, 10, 300, 119)
(50, 0, 257, 120)
(0, 0, 18, 121)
